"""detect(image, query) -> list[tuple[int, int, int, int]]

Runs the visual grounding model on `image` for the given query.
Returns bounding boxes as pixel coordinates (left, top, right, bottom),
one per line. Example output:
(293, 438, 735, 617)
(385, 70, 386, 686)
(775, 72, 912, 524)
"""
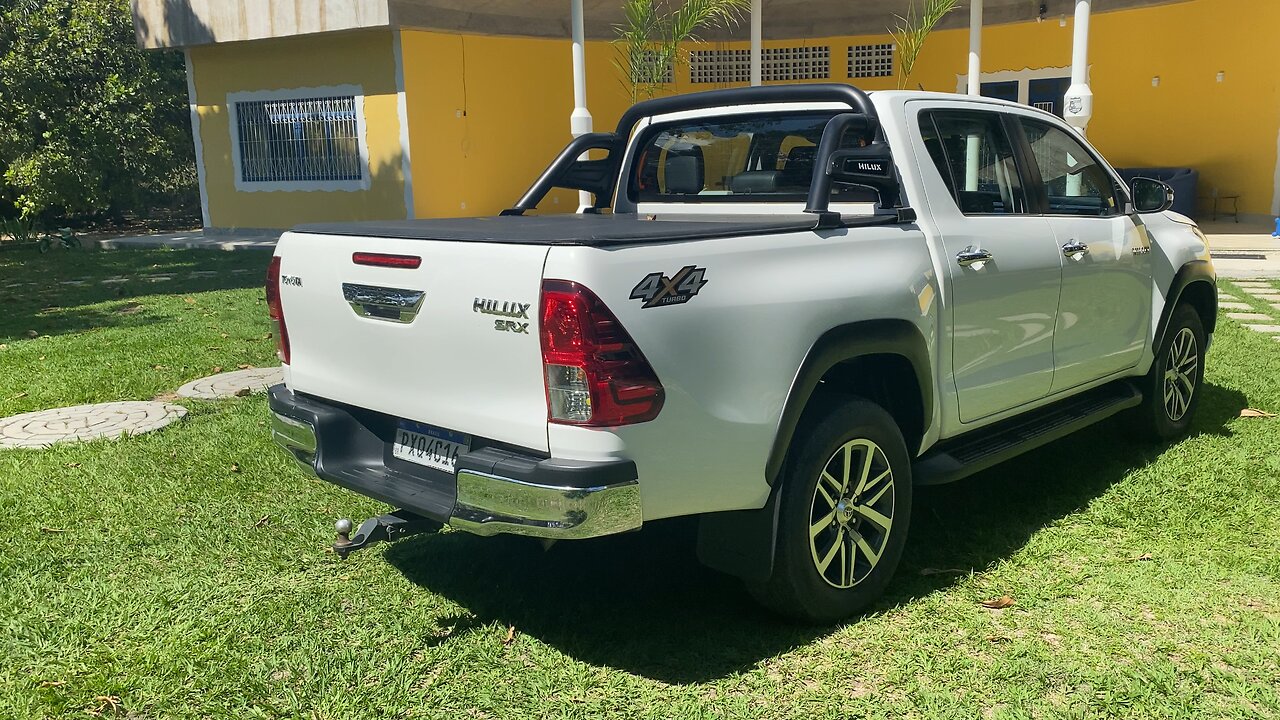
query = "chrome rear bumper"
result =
(268, 386, 641, 541)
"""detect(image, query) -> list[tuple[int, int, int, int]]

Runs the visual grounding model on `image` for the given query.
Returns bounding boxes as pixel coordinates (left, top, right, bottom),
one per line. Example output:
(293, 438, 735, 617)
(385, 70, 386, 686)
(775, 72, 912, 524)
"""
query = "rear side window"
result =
(629, 113, 874, 203)
(920, 110, 1026, 215)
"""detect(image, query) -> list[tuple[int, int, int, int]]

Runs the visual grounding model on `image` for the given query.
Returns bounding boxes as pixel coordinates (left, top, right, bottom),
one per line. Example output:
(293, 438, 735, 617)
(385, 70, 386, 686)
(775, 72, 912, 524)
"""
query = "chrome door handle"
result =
(956, 247, 994, 267)
(1062, 240, 1090, 258)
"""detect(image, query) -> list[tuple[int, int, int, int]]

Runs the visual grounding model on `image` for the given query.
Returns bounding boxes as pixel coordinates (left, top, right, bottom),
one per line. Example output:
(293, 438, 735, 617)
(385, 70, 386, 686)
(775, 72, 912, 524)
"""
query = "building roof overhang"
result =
(133, 0, 1190, 50)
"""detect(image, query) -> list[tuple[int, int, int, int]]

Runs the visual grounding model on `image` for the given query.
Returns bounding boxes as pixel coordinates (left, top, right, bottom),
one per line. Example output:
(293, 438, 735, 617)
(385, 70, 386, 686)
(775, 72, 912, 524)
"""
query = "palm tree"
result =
(614, 0, 750, 103)
(889, 0, 959, 90)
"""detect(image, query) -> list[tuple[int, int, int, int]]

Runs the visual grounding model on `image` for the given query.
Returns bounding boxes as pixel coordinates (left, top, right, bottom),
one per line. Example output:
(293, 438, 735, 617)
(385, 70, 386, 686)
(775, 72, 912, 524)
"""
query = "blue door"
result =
(980, 81, 1019, 103)
(1028, 77, 1071, 117)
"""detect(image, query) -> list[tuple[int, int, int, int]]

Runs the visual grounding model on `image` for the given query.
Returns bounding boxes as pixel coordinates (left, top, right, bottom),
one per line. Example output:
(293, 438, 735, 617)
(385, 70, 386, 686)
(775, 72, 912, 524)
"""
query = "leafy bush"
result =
(0, 0, 196, 223)
(0, 215, 37, 244)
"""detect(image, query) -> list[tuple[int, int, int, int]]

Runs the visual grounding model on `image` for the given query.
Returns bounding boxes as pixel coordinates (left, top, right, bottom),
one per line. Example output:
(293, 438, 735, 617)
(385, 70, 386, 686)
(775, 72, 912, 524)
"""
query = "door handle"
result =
(1062, 240, 1090, 259)
(956, 247, 994, 268)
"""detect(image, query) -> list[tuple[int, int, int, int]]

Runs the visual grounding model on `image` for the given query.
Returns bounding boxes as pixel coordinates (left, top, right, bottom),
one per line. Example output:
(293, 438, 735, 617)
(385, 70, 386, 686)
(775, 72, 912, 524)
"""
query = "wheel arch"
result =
(765, 319, 933, 485)
(1155, 259, 1217, 350)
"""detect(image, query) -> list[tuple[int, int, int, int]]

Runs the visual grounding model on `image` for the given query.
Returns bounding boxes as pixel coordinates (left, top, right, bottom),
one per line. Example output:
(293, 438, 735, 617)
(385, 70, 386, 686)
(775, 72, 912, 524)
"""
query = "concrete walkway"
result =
(91, 229, 280, 251)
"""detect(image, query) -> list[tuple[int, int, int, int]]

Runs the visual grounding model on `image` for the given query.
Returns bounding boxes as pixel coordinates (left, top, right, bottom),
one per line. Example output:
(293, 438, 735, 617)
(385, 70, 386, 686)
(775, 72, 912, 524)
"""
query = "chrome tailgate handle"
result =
(342, 283, 425, 323)
(1062, 240, 1090, 259)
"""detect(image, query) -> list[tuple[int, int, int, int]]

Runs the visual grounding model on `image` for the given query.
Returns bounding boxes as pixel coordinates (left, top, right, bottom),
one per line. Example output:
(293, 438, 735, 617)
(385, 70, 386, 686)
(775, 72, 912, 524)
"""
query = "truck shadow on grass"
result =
(385, 382, 1246, 684)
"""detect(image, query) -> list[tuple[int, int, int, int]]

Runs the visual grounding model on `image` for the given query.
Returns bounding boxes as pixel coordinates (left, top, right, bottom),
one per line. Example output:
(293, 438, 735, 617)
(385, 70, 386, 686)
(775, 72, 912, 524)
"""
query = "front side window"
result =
(1019, 119, 1119, 216)
(920, 111, 1026, 215)
(629, 113, 874, 204)
(230, 89, 368, 191)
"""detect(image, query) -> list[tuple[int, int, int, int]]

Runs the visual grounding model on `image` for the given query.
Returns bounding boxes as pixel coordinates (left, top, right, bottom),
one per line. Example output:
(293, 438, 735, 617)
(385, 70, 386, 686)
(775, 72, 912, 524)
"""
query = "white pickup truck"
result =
(267, 84, 1215, 622)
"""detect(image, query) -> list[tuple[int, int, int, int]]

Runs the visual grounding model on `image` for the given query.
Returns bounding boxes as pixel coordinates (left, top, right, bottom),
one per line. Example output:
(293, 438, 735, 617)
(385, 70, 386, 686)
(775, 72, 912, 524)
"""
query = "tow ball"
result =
(332, 510, 441, 559)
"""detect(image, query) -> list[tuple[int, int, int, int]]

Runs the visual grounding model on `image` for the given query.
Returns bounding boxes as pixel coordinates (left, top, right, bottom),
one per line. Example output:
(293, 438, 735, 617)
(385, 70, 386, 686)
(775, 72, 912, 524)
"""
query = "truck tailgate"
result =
(276, 230, 551, 453)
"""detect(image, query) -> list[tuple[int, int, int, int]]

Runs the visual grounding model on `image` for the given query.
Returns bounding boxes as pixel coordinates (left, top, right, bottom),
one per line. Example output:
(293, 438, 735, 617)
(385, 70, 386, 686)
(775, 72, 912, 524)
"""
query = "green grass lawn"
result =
(2, 250, 1278, 719)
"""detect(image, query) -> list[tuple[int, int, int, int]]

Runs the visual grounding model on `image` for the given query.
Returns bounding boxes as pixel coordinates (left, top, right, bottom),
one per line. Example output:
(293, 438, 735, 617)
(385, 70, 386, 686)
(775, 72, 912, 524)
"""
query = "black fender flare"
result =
(1153, 259, 1217, 351)
(697, 319, 932, 583)
(765, 319, 933, 485)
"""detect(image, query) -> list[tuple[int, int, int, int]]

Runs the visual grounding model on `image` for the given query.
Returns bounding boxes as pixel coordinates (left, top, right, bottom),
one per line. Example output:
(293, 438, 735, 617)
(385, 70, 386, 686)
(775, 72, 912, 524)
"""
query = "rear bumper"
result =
(268, 384, 642, 540)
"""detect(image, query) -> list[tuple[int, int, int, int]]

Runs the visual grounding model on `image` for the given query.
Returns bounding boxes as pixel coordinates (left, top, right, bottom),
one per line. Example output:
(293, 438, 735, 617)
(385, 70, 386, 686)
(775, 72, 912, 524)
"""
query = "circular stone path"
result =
(176, 366, 284, 399)
(0, 401, 187, 449)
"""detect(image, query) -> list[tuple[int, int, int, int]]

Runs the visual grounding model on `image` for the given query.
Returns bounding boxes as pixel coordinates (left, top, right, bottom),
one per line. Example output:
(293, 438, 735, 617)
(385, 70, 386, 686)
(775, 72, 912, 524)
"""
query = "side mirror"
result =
(1131, 176, 1174, 213)
(827, 144, 900, 208)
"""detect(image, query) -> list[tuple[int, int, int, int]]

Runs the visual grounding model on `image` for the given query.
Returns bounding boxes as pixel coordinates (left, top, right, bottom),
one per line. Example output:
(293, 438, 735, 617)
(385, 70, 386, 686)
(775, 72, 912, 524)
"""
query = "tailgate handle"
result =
(342, 283, 425, 324)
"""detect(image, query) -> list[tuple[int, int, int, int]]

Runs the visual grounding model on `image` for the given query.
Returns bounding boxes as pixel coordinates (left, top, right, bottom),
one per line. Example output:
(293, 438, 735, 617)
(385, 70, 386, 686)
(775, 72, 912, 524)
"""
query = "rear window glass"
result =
(629, 112, 876, 204)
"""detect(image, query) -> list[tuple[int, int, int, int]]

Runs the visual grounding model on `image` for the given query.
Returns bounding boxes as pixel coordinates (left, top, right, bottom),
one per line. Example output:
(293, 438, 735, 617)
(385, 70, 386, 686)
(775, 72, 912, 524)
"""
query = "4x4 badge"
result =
(630, 265, 708, 309)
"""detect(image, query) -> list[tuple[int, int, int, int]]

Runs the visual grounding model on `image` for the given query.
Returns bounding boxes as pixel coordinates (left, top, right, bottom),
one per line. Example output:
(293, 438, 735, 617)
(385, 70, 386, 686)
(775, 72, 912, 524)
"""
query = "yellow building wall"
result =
(189, 31, 407, 229)
(402, 0, 1279, 218)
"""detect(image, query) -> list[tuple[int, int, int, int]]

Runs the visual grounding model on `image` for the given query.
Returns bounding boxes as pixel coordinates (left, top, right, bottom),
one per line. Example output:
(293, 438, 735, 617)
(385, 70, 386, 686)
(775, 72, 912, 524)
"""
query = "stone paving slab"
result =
(0, 401, 186, 449)
(1218, 301, 1253, 310)
(1227, 312, 1273, 321)
(1218, 293, 1237, 300)
(1245, 294, 1280, 302)
(176, 366, 284, 399)
(1243, 324, 1280, 334)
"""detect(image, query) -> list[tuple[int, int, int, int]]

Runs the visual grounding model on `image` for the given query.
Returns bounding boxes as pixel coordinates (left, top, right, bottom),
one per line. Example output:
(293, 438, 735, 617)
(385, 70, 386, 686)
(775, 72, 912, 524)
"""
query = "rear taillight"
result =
(540, 280, 664, 427)
(352, 252, 422, 269)
(265, 256, 291, 364)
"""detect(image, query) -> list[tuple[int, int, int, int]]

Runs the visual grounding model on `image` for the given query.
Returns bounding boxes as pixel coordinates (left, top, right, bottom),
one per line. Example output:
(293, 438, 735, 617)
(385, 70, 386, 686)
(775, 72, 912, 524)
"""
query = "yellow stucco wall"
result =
(189, 31, 407, 229)
(401, 0, 1279, 218)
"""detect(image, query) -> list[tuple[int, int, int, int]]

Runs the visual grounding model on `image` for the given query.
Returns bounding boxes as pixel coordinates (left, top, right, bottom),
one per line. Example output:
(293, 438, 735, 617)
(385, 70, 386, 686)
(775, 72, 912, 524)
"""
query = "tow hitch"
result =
(332, 510, 441, 559)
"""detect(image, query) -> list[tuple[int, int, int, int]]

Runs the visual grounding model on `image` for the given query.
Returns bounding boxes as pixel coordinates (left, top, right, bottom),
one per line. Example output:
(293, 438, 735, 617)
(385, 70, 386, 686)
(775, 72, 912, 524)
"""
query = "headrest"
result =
(729, 171, 780, 194)
(665, 145, 704, 195)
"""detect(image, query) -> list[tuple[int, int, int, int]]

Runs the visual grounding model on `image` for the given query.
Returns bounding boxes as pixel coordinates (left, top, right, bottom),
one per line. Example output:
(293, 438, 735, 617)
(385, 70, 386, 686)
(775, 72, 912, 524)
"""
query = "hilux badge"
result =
(474, 297, 531, 334)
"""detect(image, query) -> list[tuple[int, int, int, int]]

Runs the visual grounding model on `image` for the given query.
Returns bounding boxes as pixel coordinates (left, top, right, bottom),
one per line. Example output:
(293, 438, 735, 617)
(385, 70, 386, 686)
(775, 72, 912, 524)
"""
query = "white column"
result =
(750, 0, 762, 86)
(967, 0, 982, 95)
(965, 0, 983, 192)
(570, 0, 593, 211)
(1063, 0, 1092, 196)
(1063, 0, 1093, 135)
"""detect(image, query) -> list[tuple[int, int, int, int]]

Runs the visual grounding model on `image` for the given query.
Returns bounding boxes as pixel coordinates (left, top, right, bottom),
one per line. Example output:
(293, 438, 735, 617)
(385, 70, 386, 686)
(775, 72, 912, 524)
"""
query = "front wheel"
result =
(749, 398, 912, 623)
(1132, 303, 1206, 442)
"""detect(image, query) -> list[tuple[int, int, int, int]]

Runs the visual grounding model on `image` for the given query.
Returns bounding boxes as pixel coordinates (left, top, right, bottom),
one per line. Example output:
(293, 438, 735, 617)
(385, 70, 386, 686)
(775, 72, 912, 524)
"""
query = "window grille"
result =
(1032, 101, 1056, 113)
(637, 49, 674, 84)
(848, 43, 895, 78)
(233, 95, 363, 185)
(691, 46, 830, 84)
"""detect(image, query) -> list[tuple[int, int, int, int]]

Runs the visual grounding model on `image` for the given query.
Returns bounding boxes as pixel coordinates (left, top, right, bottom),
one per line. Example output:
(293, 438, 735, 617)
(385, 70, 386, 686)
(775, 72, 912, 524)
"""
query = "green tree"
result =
(889, 0, 959, 90)
(614, 0, 749, 104)
(0, 0, 195, 222)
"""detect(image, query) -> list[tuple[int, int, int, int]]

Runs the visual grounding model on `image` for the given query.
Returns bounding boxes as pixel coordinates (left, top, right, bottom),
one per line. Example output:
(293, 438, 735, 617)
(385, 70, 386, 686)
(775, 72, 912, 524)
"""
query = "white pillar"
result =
(1063, 0, 1093, 135)
(967, 0, 982, 96)
(570, 0, 593, 211)
(750, 0, 762, 86)
(965, 0, 983, 192)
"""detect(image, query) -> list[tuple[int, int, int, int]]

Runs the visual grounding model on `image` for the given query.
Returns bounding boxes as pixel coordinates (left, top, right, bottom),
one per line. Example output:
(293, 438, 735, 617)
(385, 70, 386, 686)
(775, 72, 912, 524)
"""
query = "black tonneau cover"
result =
(293, 213, 826, 247)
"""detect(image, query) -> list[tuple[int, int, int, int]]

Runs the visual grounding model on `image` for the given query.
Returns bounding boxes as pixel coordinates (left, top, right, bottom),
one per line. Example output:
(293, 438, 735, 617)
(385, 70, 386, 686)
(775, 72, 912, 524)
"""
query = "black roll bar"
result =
(506, 84, 889, 217)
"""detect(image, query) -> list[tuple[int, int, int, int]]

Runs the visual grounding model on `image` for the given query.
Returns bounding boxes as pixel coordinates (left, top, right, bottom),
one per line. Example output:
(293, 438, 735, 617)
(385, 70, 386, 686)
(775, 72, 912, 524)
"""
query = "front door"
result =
(917, 108, 1064, 422)
(1017, 118, 1152, 391)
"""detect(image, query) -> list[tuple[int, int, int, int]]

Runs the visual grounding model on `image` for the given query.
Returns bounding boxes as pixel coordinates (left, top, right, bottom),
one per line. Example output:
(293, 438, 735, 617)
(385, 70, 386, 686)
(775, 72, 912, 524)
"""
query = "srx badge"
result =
(629, 265, 708, 309)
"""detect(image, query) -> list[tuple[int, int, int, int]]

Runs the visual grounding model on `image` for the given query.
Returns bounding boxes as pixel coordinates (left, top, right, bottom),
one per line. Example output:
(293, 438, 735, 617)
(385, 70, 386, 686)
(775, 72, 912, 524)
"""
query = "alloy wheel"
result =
(808, 438, 896, 589)
(1162, 327, 1198, 422)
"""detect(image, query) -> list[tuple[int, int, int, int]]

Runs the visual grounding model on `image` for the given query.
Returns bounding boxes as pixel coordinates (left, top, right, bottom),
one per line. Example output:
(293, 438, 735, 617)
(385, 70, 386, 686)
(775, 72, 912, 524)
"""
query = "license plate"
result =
(392, 421, 469, 474)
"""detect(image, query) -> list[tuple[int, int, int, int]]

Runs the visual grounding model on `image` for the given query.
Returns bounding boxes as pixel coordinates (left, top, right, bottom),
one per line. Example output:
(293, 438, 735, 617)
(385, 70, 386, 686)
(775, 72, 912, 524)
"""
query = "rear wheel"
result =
(749, 398, 911, 623)
(1133, 303, 1206, 441)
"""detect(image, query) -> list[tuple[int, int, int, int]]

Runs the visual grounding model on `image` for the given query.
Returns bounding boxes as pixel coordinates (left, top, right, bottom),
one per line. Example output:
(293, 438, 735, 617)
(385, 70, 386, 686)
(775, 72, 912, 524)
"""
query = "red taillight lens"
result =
(540, 280, 663, 427)
(352, 252, 422, 269)
(265, 256, 291, 364)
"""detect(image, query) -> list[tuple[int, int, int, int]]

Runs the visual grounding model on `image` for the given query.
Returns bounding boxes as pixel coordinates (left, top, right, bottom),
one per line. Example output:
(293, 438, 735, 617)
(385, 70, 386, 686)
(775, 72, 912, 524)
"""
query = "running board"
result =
(913, 382, 1143, 486)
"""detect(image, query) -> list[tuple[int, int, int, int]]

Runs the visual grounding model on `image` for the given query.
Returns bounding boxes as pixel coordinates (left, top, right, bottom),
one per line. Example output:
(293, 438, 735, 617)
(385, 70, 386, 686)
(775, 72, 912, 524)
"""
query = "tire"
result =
(1133, 303, 1206, 441)
(749, 398, 912, 623)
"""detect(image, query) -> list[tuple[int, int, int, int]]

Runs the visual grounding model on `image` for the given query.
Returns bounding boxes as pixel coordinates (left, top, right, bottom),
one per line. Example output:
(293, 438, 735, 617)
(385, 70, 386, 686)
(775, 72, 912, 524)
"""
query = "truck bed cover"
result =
(292, 213, 825, 247)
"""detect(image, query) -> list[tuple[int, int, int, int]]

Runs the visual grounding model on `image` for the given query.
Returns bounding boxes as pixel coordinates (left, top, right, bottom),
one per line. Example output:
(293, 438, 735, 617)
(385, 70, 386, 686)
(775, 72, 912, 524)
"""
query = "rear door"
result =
(913, 105, 1064, 423)
(1016, 117, 1152, 391)
(276, 231, 552, 453)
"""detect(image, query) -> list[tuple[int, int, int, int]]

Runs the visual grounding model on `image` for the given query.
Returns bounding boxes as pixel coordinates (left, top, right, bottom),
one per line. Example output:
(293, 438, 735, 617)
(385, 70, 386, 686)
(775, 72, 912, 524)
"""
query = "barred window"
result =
(230, 90, 368, 190)
(849, 43, 894, 79)
(691, 46, 830, 84)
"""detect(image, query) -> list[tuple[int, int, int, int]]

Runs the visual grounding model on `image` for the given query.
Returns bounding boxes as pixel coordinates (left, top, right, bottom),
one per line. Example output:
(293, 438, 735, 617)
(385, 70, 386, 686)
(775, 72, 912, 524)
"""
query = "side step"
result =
(913, 381, 1143, 486)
